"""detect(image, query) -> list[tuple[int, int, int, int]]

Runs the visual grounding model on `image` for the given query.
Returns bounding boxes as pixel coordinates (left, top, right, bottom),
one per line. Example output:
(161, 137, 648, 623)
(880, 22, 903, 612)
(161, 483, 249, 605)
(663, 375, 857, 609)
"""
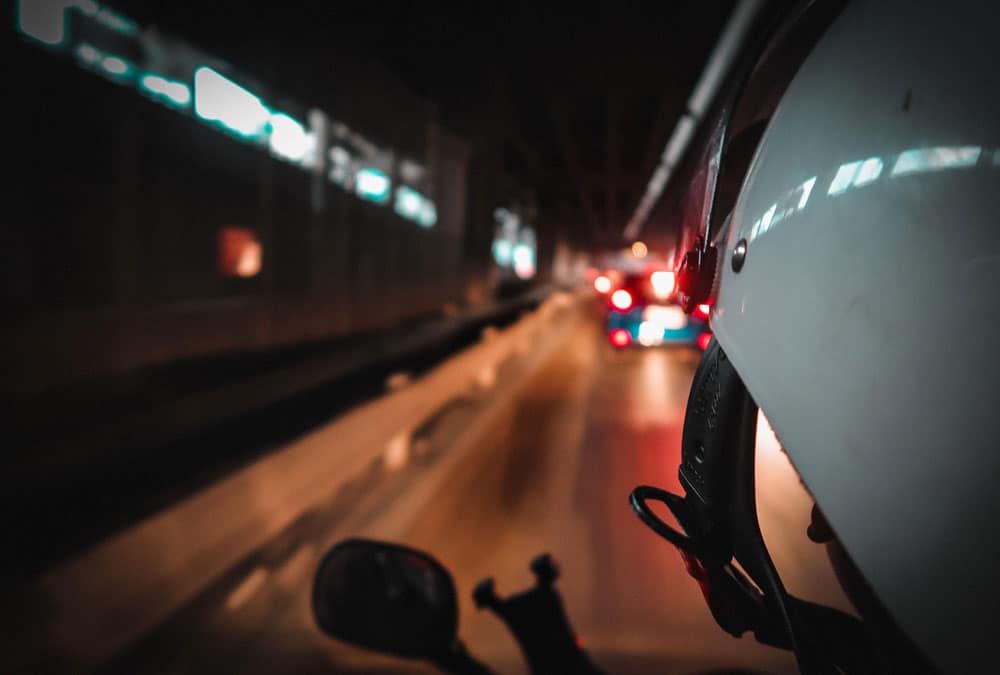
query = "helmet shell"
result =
(712, 1, 1000, 671)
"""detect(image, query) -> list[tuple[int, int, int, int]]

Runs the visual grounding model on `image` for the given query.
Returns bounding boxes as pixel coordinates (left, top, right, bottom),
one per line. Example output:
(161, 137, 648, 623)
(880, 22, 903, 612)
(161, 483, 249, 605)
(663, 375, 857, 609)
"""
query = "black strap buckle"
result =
(629, 485, 775, 642)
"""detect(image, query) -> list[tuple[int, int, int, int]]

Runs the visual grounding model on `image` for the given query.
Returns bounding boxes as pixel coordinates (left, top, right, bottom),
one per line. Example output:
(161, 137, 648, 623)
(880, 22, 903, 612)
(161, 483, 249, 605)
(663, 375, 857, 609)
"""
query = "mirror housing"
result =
(312, 538, 459, 661)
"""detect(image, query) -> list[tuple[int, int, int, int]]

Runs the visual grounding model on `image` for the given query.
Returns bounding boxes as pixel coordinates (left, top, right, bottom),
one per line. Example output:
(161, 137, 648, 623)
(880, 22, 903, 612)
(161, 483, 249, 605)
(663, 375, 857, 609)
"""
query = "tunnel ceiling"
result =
(123, 1, 737, 249)
(376, 3, 739, 247)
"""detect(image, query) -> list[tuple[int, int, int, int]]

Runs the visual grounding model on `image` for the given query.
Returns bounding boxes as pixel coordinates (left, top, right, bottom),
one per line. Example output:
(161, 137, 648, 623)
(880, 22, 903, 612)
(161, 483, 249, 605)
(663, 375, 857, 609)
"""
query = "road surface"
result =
(101, 306, 853, 675)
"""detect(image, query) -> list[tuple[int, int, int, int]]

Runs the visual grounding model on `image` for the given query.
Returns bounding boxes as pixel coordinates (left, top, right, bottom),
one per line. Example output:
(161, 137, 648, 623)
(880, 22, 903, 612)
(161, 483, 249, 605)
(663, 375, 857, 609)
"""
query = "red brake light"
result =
(611, 289, 633, 311)
(609, 328, 631, 348)
(594, 275, 612, 294)
(695, 303, 711, 319)
(697, 332, 712, 351)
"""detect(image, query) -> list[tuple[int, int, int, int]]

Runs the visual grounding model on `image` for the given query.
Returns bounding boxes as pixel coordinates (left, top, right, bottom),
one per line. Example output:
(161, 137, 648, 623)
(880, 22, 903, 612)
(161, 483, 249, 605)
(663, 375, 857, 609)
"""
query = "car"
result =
(605, 270, 711, 349)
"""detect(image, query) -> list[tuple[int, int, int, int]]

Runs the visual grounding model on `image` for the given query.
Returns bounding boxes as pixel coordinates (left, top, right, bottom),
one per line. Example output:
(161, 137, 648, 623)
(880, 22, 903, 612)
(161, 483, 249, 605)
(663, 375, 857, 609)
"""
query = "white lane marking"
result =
(225, 567, 269, 611)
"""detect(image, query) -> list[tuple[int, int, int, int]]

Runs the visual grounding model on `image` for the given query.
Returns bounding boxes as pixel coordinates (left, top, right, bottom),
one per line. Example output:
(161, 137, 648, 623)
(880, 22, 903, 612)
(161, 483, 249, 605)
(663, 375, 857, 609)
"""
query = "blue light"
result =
(101, 55, 131, 76)
(492, 239, 512, 266)
(418, 201, 437, 228)
(76, 42, 101, 64)
(17, 0, 69, 45)
(94, 6, 138, 35)
(139, 73, 192, 107)
(355, 168, 391, 203)
(394, 186, 424, 220)
(267, 112, 312, 162)
(194, 66, 270, 139)
(18, 1, 141, 45)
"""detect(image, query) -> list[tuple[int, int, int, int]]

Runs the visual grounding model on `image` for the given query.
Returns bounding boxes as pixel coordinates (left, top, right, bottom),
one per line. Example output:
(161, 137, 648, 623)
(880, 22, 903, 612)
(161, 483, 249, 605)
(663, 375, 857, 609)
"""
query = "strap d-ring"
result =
(629, 485, 699, 554)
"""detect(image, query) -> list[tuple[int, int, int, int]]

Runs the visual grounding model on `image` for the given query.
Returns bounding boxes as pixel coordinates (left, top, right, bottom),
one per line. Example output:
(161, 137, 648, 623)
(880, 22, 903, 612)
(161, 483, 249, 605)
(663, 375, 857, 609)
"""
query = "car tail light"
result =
(611, 289, 633, 311)
(594, 275, 612, 294)
(609, 328, 631, 348)
(697, 332, 713, 351)
(695, 303, 711, 319)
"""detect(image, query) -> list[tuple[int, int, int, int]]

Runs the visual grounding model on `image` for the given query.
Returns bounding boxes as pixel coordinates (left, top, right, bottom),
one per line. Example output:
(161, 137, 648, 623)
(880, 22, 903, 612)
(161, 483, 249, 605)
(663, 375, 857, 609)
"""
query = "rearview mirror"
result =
(312, 538, 458, 660)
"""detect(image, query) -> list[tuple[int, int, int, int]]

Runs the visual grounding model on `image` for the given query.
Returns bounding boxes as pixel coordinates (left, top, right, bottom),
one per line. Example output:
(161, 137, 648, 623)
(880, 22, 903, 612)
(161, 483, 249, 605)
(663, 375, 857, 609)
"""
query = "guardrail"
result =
(9, 290, 581, 673)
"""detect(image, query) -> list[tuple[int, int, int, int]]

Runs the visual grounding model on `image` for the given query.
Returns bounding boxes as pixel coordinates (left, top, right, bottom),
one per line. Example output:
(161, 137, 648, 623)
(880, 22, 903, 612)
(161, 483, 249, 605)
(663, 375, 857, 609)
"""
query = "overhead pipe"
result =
(623, 0, 765, 240)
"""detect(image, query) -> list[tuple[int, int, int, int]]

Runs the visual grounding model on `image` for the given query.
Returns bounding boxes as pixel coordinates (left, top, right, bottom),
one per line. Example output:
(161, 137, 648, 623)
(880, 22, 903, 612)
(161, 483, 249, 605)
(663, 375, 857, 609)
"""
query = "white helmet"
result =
(632, 1, 999, 672)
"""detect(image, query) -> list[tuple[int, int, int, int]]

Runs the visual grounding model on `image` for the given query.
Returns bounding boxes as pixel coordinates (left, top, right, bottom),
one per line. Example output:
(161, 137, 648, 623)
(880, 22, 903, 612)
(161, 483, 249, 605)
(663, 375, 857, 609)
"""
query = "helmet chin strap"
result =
(630, 338, 879, 674)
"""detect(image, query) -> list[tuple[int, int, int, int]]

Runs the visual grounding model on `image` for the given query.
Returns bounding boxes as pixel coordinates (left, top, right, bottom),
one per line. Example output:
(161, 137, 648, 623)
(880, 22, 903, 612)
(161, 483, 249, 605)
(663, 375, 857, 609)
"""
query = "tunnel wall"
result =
(4, 38, 492, 396)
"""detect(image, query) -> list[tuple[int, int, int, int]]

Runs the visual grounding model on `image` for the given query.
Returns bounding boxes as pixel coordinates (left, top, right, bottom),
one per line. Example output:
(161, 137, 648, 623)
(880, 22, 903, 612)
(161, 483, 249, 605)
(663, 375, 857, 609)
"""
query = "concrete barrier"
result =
(12, 291, 580, 673)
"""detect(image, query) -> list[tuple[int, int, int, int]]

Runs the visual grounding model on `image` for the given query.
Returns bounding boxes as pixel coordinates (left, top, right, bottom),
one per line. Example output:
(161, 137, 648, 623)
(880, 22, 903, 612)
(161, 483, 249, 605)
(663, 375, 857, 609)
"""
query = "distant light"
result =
(101, 55, 130, 76)
(328, 164, 351, 188)
(394, 186, 435, 227)
(611, 289, 633, 311)
(853, 157, 883, 186)
(609, 328, 631, 348)
(492, 240, 513, 266)
(94, 5, 138, 35)
(17, 0, 69, 45)
(650, 270, 675, 298)
(329, 146, 350, 165)
(631, 241, 648, 258)
(268, 112, 311, 161)
(218, 227, 262, 278)
(76, 42, 101, 64)
(355, 168, 391, 203)
(513, 243, 536, 279)
(892, 146, 981, 176)
(514, 261, 536, 279)
(638, 321, 663, 346)
(395, 186, 424, 220)
(827, 160, 862, 195)
(417, 200, 437, 228)
(697, 332, 713, 351)
(643, 305, 686, 330)
(399, 159, 424, 183)
(139, 73, 191, 107)
(328, 146, 353, 188)
(194, 66, 270, 138)
(593, 275, 612, 294)
(237, 245, 262, 277)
